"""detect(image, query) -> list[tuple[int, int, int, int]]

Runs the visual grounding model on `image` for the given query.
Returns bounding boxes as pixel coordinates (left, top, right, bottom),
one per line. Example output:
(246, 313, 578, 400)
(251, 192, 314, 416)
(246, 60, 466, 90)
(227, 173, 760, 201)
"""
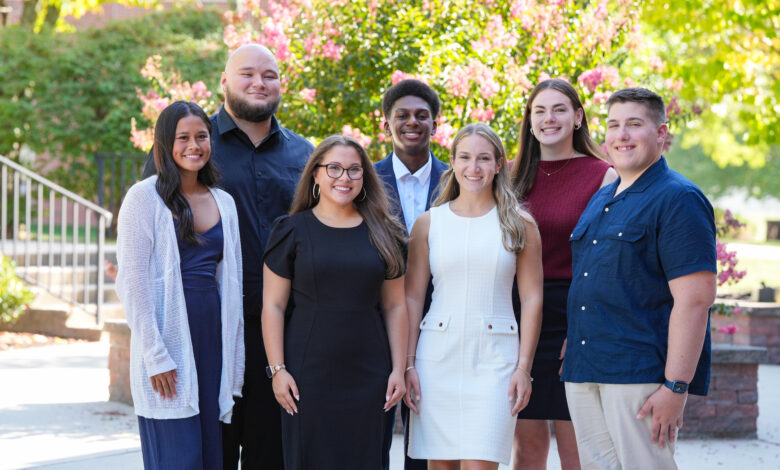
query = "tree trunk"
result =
(43, 2, 60, 29)
(21, 0, 38, 28)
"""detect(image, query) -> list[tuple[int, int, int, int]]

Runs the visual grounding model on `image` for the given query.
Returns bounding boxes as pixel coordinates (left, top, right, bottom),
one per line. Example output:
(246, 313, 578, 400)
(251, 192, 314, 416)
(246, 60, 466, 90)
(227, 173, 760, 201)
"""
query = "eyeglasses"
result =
(315, 163, 364, 180)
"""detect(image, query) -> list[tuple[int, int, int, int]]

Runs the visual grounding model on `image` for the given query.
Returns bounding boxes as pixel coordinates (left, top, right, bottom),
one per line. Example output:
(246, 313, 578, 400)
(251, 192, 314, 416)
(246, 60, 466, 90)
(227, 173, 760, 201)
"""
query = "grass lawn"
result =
(718, 256, 780, 297)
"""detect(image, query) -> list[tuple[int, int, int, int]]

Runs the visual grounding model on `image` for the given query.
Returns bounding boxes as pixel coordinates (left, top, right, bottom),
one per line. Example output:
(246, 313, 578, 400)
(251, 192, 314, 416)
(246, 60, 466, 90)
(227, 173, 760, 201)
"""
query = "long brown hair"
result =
(434, 123, 533, 253)
(153, 101, 220, 245)
(510, 79, 606, 198)
(290, 135, 407, 278)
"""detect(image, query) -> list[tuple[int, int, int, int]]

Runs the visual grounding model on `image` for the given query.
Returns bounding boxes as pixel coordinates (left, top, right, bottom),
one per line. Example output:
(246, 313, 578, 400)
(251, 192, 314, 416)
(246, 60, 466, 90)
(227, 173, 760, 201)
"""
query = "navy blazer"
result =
(374, 152, 449, 235)
(374, 152, 448, 317)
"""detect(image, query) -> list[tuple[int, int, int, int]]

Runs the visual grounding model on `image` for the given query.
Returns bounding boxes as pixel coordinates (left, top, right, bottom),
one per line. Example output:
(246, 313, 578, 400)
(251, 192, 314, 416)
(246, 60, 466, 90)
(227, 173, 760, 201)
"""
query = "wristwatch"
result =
(265, 364, 286, 379)
(664, 379, 689, 394)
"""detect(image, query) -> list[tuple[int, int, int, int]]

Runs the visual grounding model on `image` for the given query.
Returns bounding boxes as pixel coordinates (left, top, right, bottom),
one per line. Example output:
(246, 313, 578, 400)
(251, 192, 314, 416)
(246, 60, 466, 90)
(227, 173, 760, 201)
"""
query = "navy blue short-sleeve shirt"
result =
(561, 157, 716, 396)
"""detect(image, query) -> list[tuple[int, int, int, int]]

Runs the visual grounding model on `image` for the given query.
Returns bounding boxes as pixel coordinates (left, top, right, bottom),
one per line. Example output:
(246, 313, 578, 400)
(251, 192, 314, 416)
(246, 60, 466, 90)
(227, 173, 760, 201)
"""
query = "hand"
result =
(150, 369, 178, 400)
(403, 368, 422, 414)
(559, 338, 567, 376)
(384, 369, 406, 412)
(272, 370, 300, 415)
(509, 368, 532, 415)
(636, 385, 687, 449)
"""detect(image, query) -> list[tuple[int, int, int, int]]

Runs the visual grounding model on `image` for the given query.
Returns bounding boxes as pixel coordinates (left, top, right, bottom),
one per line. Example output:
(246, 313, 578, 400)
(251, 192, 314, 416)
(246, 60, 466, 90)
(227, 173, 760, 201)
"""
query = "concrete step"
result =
(53, 283, 120, 304)
(0, 288, 102, 341)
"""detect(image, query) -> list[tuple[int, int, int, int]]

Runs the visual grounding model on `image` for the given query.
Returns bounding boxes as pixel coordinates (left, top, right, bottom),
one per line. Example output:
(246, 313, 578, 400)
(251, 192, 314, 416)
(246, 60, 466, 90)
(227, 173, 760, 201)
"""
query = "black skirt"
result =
(515, 279, 572, 421)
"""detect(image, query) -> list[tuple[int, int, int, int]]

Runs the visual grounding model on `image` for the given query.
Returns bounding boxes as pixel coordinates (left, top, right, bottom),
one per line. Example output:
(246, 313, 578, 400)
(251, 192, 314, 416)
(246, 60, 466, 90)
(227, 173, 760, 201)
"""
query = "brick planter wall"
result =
(104, 319, 133, 406)
(681, 343, 767, 438)
(712, 300, 780, 364)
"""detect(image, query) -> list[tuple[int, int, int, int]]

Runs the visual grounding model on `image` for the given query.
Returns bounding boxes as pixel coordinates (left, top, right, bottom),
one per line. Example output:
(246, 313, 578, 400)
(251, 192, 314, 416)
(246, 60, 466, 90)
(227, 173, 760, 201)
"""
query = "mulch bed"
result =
(0, 331, 87, 351)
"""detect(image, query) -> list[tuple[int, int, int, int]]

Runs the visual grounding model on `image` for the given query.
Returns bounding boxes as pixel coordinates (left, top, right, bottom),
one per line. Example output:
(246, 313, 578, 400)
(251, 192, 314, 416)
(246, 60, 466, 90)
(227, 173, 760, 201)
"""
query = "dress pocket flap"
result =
(420, 316, 450, 331)
(482, 317, 518, 334)
(605, 224, 646, 242)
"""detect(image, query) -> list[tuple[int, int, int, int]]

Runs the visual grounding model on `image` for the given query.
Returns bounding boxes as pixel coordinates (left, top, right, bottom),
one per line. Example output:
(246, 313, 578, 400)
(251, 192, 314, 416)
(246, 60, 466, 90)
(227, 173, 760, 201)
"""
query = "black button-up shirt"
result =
(143, 107, 313, 316)
(562, 157, 716, 396)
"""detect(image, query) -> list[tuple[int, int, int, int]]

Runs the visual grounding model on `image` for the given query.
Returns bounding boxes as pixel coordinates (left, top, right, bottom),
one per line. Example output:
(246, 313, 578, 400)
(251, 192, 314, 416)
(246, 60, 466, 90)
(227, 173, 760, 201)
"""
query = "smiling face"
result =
(605, 101, 667, 181)
(221, 45, 281, 123)
(384, 95, 437, 157)
(171, 114, 211, 179)
(313, 144, 364, 209)
(451, 134, 501, 195)
(530, 88, 583, 149)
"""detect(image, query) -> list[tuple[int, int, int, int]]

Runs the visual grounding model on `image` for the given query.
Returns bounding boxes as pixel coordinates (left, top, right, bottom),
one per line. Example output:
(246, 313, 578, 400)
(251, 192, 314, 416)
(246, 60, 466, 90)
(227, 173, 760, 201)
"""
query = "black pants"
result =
(382, 401, 427, 470)
(222, 316, 284, 469)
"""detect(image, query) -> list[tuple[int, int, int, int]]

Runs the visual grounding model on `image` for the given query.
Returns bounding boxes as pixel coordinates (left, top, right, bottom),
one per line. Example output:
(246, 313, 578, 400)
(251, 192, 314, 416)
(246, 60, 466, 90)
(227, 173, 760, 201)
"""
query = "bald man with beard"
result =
(143, 45, 313, 469)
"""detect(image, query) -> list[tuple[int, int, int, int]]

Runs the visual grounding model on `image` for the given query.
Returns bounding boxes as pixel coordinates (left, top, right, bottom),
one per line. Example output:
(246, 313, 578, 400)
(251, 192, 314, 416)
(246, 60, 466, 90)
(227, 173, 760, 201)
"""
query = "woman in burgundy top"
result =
(509, 79, 617, 470)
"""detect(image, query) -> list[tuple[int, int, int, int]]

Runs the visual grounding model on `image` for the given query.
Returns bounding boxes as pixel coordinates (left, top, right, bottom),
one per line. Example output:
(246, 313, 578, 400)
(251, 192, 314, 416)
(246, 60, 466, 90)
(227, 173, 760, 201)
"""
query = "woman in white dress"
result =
(404, 123, 544, 469)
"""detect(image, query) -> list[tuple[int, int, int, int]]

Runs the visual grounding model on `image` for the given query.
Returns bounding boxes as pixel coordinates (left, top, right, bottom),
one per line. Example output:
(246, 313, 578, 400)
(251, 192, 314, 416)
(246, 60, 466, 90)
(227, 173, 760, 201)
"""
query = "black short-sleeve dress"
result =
(264, 210, 400, 470)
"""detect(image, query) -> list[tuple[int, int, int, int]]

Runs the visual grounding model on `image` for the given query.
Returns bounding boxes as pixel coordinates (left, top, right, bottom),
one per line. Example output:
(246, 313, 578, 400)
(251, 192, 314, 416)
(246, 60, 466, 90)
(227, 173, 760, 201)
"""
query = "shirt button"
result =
(257, 171, 262, 176)
(604, 207, 609, 212)
(592, 240, 598, 245)
(581, 340, 586, 345)
(583, 272, 588, 277)
(581, 306, 586, 311)
(618, 232, 623, 237)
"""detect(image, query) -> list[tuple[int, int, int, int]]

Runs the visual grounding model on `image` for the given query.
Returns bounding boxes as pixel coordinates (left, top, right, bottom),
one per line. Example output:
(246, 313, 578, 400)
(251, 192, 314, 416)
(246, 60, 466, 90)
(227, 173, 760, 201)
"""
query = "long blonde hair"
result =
(290, 135, 407, 278)
(434, 123, 533, 253)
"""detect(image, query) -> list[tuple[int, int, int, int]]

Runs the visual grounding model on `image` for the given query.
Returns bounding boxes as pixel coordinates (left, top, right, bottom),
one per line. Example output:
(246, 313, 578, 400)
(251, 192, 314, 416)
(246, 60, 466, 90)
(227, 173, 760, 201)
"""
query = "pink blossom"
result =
(593, 91, 611, 105)
(470, 106, 495, 122)
(447, 66, 471, 98)
(623, 77, 636, 87)
(391, 70, 415, 85)
(299, 88, 317, 103)
(321, 40, 345, 61)
(666, 96, 681, 119)
(191, 81, 212, 100)
(649, 56, 664, 73)
(664, 78, 684, 92)
(537, 71, 551, 83)
(377, 132, 388, 143)
(140, 55, 163, 81)
(692, 104, 702, 115)
(578, 66, 619, 92)
(432, 122, 455, 150)
(717, 324, 739, 335)
(342, 125, 372, 148)
(732, 307, 743, 314)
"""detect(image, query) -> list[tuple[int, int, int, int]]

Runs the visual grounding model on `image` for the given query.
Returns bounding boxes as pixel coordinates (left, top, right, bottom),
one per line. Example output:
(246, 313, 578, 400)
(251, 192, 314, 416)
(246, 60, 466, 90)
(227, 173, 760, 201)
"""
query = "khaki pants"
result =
(565, 382, 678, 470)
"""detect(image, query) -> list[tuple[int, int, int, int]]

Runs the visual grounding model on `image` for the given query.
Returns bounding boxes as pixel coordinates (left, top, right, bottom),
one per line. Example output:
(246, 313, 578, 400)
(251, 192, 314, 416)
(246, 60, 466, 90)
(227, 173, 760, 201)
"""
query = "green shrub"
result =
(0, 257, 34, 324)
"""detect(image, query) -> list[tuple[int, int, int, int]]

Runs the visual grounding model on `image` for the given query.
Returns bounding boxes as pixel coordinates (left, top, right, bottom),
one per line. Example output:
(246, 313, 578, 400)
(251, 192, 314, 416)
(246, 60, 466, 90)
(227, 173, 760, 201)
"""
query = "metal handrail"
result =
(1, 154, 113, 324)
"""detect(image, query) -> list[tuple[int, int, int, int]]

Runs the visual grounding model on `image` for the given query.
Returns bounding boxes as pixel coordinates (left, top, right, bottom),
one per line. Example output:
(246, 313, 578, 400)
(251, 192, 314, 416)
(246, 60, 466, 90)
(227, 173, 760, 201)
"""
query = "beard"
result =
(224, 86, 281, 123)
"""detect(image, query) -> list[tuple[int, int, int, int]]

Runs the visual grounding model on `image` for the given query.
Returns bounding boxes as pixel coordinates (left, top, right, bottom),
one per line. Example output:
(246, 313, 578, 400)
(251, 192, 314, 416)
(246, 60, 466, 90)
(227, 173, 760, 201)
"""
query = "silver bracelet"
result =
(405, 365, 416, 372)
(515, 366, 534, 382)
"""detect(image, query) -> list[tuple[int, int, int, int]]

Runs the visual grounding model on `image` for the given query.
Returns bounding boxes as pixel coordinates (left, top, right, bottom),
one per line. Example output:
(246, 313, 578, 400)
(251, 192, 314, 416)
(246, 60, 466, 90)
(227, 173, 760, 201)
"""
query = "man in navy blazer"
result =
(374, 79, 447, 470)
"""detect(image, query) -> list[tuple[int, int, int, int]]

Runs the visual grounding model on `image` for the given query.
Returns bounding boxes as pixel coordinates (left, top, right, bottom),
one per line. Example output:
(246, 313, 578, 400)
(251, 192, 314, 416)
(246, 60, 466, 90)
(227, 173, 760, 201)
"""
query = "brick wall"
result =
(104, 319, 132, 406)
(712, 300, 780, 364)
(681, 343, 767, 438)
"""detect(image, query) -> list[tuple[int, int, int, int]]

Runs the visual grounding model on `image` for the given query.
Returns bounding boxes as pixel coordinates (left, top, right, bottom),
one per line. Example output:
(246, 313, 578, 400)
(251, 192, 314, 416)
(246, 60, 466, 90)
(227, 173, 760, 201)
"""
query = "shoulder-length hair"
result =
(290, 135, 407, 278)
(510, 79, 606, 199)
(153, 100, 221, 245)
(433, 123, 533, 253)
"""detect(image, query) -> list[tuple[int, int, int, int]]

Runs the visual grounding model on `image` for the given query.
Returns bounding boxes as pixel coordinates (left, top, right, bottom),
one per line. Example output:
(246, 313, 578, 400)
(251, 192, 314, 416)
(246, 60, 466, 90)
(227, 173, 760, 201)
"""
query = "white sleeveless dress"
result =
(408, 203, 519, 464)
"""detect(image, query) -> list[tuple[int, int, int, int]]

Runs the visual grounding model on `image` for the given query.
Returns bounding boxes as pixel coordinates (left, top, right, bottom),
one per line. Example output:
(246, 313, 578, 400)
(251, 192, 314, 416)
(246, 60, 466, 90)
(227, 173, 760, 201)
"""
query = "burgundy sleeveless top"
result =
(524, 156, 611, 279)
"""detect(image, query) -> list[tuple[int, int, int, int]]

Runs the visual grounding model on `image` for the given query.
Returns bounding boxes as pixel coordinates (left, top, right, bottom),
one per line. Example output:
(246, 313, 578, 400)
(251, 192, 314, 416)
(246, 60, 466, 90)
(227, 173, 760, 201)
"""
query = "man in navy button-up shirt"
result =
(562, 88, 716, 469)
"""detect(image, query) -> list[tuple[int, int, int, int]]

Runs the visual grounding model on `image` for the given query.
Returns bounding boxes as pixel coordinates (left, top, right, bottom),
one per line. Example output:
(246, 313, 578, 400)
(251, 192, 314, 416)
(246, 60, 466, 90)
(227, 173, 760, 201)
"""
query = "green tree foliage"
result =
(0, 7, 225, 196)
(19, 0, 158, 31)
(0, 257, 34, 324)
(641, 0, 779, 169)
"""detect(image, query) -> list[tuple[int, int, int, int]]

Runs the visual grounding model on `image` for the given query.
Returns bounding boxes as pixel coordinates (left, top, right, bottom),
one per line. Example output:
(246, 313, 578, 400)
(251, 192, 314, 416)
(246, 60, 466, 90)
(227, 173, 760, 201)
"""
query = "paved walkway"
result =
(1, 340, 779, 469)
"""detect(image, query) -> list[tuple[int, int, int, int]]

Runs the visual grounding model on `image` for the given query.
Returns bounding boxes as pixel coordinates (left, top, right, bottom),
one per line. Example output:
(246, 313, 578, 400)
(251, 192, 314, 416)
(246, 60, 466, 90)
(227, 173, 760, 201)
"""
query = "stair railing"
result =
(1, 155, 112, 325)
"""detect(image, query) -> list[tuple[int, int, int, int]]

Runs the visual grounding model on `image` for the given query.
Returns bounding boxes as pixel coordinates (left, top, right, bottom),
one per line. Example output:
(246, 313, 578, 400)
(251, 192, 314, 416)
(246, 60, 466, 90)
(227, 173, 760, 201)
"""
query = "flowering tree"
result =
(133, 0, 692, 160)
(712, 209, 747, 333)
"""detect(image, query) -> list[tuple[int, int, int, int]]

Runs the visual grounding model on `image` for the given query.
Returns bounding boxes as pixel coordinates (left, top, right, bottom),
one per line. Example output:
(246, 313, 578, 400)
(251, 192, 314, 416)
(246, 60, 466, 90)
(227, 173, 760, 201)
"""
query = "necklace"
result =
(540, 158, 572, 176)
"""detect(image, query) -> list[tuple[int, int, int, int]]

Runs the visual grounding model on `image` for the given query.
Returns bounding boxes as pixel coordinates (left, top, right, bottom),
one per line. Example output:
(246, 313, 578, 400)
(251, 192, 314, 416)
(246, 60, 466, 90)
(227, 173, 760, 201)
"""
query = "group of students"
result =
(117, 44, 716, 470)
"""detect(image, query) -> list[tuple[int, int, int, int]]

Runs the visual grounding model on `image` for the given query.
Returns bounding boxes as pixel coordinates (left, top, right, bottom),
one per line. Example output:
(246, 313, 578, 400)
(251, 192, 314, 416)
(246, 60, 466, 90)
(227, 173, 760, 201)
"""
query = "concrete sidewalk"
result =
(1, 340, 779, 469)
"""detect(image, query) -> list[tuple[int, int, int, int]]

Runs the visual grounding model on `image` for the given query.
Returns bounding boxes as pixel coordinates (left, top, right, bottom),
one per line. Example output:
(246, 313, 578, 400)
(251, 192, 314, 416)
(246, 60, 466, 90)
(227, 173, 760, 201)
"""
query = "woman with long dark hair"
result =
(404, 123, 543, 469)
(510, 79, 616, 470)
(261, 135, 408, 469)
(116, 101, 244, 470)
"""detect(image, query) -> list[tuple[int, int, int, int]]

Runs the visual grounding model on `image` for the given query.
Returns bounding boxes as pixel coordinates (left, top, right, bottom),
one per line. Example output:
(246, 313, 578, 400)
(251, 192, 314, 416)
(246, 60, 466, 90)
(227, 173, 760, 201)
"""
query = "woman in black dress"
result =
(261, 135, 408, 469)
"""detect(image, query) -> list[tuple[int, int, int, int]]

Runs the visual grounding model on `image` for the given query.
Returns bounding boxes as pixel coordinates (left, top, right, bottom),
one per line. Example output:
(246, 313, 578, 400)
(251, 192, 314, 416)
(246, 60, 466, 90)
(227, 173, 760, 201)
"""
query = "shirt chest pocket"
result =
(600, 224, 648, 278)
(264, 166, 302, 207)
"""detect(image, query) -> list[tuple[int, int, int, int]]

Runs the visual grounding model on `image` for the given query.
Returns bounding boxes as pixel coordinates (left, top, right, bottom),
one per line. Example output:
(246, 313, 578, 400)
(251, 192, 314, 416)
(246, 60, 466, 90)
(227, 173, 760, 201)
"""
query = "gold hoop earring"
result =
(358, 187, 367, 202)
(312, 183, 320, 199)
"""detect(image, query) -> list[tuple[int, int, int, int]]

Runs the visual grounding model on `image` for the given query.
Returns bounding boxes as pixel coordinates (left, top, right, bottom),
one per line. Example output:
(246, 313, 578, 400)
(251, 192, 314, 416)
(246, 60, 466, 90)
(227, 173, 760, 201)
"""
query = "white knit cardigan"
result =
(116, 176, 245, 423)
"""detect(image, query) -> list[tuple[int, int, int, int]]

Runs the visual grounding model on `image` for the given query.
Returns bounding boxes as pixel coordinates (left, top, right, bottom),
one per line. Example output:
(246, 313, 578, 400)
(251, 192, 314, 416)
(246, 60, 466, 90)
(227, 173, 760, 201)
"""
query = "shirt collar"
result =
(216, 105, 287, 141)
(391, 152, 433, 185)
(616, 156, 668, 195)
